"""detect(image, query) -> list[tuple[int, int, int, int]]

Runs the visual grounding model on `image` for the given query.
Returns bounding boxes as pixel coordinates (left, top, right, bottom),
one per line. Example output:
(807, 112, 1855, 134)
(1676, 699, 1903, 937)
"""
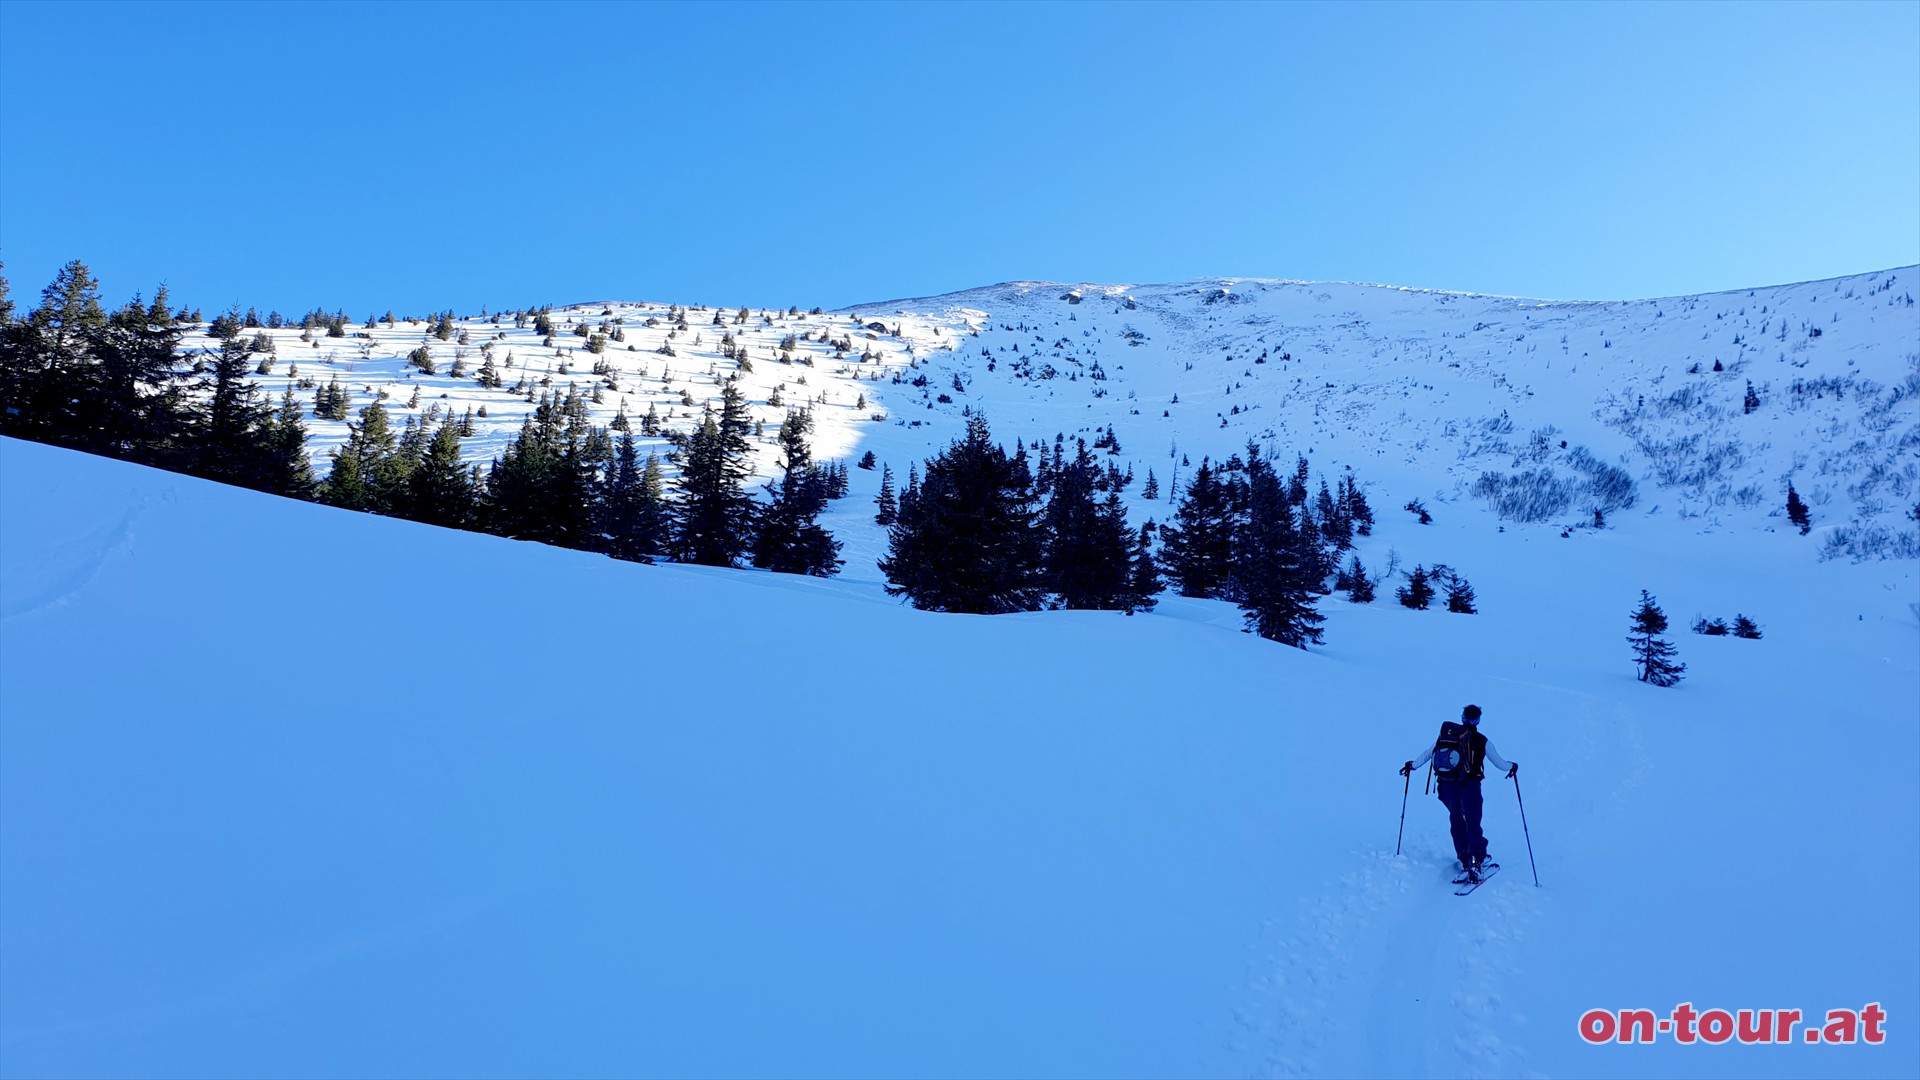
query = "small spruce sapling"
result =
(1628, 590, 1686, 687)
(1397, 565, 1434, 609)
(1786, 482, 1811, 535)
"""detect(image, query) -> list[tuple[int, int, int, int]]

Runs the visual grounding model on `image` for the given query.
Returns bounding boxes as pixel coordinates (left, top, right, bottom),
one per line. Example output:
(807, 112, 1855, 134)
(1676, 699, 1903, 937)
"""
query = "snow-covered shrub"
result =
(1566, 446, 1638, 511)
(1471, 468, 1575, 523)
(1820, 522, 1920, 562)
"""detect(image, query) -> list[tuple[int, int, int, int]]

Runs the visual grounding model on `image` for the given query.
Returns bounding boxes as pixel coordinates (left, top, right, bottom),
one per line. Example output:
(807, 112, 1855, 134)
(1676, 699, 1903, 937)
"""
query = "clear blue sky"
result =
(2, 1, 1915, 316)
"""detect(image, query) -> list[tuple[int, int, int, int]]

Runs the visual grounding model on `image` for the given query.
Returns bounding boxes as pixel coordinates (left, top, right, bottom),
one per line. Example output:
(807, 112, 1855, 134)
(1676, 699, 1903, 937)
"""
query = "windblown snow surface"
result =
(2, 268, 1917, 1078)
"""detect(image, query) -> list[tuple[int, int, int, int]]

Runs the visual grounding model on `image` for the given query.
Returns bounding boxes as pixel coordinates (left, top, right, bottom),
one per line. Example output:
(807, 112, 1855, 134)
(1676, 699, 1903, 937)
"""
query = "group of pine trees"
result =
(0, 261, 316, 496)
(880, 416, 1157, 615)
(1154, 450, 1376, 647)
(0, 261, 844, 577)
(877, 423, 1388, 647)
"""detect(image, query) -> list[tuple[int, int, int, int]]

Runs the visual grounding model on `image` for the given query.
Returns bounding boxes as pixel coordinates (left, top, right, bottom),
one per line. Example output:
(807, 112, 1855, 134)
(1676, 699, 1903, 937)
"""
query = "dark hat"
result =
(1462, 704, 1483, 723)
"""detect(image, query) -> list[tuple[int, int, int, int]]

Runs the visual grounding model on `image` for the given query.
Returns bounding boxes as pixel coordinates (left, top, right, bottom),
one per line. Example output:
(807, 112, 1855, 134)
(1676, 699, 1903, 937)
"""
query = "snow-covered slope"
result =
(2, 428, 1915, 1078)
(211, 268, 1918, 575)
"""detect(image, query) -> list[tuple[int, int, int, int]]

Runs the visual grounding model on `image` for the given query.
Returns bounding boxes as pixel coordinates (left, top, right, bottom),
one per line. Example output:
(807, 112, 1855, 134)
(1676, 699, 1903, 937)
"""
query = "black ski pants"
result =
(1436, 778, 1487, 863)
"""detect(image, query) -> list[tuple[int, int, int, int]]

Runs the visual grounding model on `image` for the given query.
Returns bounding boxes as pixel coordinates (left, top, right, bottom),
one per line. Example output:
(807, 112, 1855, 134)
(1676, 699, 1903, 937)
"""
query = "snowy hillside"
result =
(3, 265, 1917, 1078)
(203, 268, 1918, 577)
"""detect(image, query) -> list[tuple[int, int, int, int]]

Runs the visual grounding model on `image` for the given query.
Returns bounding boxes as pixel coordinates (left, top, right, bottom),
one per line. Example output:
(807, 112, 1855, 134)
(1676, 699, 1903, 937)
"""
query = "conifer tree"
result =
(81, 288, 189, 463)
(1233, 452, 1324, 646)
(751, 409, 842, 576)
(670, 394, 756, 566)
(597, 433, 667, 562)
(324, 401, 402, 512)
(1628, 589, 1686, 686)
(1444, 572, 1478, 614)
(874, 464, 898, 525)
(405, 420, 476, 528)
(1731, 614, 1762, 640)
(1125, 520, 1162, 611)
(1040, 440, 1134, 609)
(1159, 459, 1235, 598)
(262, 388, 317, 499)
(1339, 474, 1375, 536)
(3, 260, 107, 442)
(1343, 555, 1376, 603)
(1786, 482, 1811, 535)
(196, 336, 275, 489)
(880, 414, 1043, 614)
(485, 393, 593, 547)
(1397, 564, 1435, 609)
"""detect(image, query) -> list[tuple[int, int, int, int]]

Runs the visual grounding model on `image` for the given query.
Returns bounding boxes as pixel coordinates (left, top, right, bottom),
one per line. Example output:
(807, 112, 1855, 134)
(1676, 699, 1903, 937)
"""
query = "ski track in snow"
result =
(1233, 842, 1544, 1078)
(0, 500, 148, 623)
(1231, 683, 1660, 1078)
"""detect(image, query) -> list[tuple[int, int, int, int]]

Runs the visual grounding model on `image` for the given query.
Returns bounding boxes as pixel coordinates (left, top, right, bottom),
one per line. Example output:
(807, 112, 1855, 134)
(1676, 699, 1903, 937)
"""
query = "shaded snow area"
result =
(2, 434, 1915, 1079)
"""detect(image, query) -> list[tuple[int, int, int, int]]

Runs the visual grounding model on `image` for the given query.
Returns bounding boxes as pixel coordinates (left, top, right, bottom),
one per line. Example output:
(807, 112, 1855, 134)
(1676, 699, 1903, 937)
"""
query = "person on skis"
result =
(1400, 704, 1517, 882)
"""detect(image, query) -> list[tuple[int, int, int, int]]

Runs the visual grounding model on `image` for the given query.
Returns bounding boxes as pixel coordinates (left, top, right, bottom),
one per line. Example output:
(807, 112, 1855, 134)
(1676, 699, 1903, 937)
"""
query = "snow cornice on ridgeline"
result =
(837, 265, 1920, 316)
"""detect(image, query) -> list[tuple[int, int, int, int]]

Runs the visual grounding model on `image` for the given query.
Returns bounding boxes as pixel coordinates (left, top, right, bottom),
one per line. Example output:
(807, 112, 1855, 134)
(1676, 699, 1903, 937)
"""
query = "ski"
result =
(1453, 863, 1500, 895)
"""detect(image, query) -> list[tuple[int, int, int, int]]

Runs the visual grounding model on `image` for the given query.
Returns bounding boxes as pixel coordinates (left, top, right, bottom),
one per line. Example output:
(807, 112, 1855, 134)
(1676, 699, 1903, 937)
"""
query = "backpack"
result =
(1431, 721, 1485, 781)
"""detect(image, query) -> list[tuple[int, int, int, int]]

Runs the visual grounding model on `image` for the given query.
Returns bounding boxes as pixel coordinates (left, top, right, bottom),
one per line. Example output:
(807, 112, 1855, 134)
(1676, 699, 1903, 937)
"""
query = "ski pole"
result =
(1395, 769, 1411, 855)
(1513, 774, 1540, 887)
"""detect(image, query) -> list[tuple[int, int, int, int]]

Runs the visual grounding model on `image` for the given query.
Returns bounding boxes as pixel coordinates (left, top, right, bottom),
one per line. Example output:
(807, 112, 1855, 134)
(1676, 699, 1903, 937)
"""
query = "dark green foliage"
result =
(670, 382, 756, 566)
(874, 464, 898, 525)
(1339, 474, 1374, 535)
(1444, 572, 1477, 614)
(597, 435, 668, 562)
(323, 402, 402, 512)
(1397, 565, 1435, 609)
(1127, 521, 1161, 612)
(1692, 615, 1730, 636)
(858, 449, 876, 470)
(750, 409, 842, 577)
(1040, 440, 1137, 609)
(1731, 614, 1762, 639)
(404, 420, 477, 528)
(1159, 458, 1234, 597)
(2, 260, 109, 445)
(1786, 482, 1810, 534)
(208, 306, 243, 341)
(1629, 590, 1685, 686)
(484, 392, 594, 547)
(1342, 555, 1376, 603)
(86, 287, 192, 463)
(880, 414, 1044, 614)
(314, 376, 352, 420)
(195, 337, 276, 489)
(262, 388, 317, 499)
(1744, 380, 1760, 414)
(1232, 451, 1323, 646)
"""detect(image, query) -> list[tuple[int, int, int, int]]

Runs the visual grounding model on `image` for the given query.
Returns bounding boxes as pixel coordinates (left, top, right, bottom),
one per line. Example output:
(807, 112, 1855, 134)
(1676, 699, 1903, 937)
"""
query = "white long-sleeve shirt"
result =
(1409, 730, 1514, 777)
